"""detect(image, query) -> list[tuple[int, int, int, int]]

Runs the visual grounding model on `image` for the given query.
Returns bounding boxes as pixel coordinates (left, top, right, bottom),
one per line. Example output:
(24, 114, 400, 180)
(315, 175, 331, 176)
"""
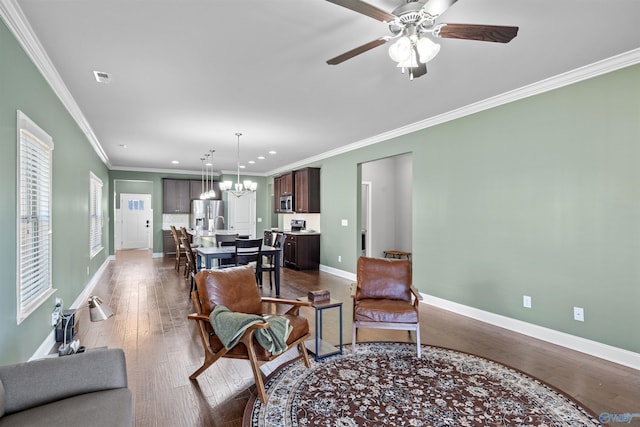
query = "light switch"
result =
(341, 219, 348, 226)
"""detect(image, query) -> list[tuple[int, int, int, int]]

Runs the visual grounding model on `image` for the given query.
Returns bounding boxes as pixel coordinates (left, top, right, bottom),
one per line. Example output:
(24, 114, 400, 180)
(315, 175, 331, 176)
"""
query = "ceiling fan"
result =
(326, 0, 519, 79)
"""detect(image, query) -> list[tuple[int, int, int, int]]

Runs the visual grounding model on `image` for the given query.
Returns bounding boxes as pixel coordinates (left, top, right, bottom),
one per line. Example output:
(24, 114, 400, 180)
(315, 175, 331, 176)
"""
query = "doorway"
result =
(119, 193, 153, 249)
(360, 154, 412, 258)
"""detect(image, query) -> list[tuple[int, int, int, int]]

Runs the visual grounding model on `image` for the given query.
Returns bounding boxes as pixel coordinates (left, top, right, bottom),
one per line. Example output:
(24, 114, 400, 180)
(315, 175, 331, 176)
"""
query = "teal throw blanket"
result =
(210, 305, 293, 355)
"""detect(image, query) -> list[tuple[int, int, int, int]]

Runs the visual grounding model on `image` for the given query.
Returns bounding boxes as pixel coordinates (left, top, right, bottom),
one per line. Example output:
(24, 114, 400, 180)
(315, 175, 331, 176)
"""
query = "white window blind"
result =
(90, 172, 103, 257)
(17, 110, 55, 323)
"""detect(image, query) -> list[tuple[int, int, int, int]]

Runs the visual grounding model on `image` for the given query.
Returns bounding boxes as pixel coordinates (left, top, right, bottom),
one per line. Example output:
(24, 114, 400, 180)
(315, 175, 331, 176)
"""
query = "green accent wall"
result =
(316, 64, 640, 354)
(1, 19, 110, 364)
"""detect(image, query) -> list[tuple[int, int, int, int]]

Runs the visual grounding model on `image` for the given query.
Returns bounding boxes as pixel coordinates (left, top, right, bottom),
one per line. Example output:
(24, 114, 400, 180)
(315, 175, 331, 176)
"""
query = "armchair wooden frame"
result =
(352, 256, 423, 357)
(188, 268, 312, 403)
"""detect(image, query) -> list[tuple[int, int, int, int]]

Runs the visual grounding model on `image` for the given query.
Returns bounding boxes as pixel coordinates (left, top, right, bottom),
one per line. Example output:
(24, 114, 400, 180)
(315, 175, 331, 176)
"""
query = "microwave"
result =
(279, 195, 293, 213)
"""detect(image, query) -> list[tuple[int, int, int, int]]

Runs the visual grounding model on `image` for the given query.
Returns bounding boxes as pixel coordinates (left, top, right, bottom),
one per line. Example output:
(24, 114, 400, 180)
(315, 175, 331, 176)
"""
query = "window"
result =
(90, 172, 103, 258)
(17, 111, 55, 324)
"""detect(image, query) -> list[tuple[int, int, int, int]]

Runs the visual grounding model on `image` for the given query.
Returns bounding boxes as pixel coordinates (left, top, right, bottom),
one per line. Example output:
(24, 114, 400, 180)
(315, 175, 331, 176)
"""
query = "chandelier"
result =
(219, 132, 257, 197)
(199, 149, 217, 199)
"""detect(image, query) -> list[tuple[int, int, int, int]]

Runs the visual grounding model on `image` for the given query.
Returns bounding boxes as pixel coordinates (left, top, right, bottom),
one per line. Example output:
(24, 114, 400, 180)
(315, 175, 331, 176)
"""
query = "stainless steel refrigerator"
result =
(191, 200, 224, 232)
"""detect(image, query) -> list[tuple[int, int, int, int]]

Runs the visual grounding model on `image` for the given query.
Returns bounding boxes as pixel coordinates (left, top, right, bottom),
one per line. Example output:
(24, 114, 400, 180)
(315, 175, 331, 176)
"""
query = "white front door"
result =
(228, 192, 256, 238)
(120, 193, 153, 249)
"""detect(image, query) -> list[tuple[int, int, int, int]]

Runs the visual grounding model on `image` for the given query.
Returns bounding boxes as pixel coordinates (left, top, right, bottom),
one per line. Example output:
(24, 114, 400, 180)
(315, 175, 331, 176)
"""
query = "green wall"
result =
(316, 64, 640, 354)
(1, 19, 110, 364)
(114, 179, 154, 209)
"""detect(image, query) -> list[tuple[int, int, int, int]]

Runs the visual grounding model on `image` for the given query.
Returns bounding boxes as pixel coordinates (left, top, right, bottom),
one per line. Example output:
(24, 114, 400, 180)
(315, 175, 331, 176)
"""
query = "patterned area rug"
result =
(245, 342, 602, 426)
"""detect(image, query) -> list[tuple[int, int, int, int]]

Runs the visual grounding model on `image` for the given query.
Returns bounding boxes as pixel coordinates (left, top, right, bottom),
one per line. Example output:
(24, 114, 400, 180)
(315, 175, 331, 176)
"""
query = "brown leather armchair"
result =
(352, 256, 422, 357)
(188, 265, 311, 403)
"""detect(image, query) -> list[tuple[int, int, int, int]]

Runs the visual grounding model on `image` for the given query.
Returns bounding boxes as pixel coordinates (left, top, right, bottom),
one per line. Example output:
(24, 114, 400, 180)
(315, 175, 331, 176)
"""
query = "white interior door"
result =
(228, 192, 256, 238)
(121, 193, 153, 249)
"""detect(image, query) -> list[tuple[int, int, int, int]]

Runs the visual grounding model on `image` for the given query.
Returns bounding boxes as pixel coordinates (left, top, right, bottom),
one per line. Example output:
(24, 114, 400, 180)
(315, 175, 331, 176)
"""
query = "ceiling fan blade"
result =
(326, 0, 395, 22)
(436, 23, 519, 43)
(421, 0, 459, 18)
(410, 63, 428, 79)
(327, 38, 388, 65)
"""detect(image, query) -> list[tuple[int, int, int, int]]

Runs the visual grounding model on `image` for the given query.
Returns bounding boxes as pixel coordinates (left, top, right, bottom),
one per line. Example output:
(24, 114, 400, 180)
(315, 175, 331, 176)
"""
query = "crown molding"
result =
(3, 0, 639, 176)
(0, 0, 111, 167)
(269, 48, 640, 176)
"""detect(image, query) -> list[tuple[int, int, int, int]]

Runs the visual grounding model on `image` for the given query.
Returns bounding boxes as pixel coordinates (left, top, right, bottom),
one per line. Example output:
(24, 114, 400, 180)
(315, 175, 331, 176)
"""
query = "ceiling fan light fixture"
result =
(416, 37, 440, 63)
(388, 36, 412, 62)
(396, 48, 418, 69)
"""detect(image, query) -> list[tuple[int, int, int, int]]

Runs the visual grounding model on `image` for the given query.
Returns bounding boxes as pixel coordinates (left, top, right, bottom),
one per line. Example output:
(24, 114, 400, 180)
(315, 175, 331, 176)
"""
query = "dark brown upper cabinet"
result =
(162, 179, 191, 213)
(294, 167, 320, 213)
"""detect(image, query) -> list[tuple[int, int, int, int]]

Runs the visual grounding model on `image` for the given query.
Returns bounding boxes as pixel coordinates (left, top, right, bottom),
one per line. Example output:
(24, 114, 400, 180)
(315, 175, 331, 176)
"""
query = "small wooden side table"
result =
(299, 298, 343, 361)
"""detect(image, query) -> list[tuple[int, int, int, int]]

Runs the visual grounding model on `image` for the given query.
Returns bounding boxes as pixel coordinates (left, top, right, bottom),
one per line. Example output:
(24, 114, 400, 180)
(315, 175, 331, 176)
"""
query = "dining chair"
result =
(352, 256, 422, 357)
(215, 233, 239, 268)
(180, 227, 199, 249)
(259, 232, 284, 289)
(170, 225, 187, 273)
(234, 238, 263, 285)
(180, 236, 198, 293)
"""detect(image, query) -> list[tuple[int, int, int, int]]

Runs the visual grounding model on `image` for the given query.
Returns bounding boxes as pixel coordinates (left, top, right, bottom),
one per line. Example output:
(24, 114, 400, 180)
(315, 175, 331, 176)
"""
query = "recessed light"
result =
(171, 160, 179, 164)
(248, 160, 255, 164)
(268, 150, 276, 155)
(257, 156, 265, 160)
(240, 165, 246, 169)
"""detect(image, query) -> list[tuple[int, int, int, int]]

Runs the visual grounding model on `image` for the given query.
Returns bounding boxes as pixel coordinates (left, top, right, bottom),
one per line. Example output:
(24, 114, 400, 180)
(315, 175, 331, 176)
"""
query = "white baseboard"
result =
(30, 257, 112, 361)
(319, 265, 639, 370)
(423, 293, 640, 371)
(319, 264, 356, 282)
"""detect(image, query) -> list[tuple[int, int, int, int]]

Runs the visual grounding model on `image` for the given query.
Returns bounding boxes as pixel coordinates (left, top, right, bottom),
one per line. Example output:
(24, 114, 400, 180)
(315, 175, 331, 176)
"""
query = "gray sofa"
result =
(0, 348, 132, 426)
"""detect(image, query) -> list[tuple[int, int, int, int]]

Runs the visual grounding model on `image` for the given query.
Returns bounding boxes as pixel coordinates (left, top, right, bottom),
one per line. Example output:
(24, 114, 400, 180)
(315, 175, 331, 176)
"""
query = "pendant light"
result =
(199, 149, 217, 199)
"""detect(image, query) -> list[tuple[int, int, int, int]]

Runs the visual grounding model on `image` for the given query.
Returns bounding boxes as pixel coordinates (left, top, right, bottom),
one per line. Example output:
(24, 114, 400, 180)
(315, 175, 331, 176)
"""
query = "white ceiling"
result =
(5, 0, 640, 176)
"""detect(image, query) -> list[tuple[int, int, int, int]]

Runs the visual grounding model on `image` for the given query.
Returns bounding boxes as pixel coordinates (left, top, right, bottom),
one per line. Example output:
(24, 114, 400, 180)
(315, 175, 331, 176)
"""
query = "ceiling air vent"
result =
(93, 70, 111, 83)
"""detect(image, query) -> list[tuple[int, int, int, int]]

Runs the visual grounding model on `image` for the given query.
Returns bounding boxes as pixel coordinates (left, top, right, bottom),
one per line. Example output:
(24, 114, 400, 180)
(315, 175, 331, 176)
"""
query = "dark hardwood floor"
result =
(74, 250, 640, 426)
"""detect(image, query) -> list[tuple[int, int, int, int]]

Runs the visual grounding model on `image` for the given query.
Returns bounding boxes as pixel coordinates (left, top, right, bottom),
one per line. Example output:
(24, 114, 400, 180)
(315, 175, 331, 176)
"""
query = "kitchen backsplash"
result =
(162, 214, 190, 231)
(281, 213, 320, 232)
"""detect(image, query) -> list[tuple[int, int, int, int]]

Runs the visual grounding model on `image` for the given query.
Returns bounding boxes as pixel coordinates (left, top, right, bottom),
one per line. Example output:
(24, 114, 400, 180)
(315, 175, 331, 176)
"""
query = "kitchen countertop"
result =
(187, 229, 243, 237)
(265, 229, 321, 236)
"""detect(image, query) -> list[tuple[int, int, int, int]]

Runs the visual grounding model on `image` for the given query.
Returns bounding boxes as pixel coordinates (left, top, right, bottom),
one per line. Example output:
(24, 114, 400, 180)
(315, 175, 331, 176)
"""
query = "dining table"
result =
(194, 239, 283, 297)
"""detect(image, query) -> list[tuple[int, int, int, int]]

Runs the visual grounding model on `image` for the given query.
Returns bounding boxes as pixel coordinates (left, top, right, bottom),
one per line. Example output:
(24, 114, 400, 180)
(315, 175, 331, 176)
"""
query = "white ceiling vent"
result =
(93, 70, 111, 83)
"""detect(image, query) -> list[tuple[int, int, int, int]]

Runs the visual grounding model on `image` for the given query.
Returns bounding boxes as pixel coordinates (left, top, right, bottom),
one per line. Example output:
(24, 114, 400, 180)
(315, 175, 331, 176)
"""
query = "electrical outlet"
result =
(55, 297, 62, 307)
(523, 295, 532, 308)
(573, 306, 585, 322)
(51, 309, 60, 326)
(341, 219, 348, 226)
